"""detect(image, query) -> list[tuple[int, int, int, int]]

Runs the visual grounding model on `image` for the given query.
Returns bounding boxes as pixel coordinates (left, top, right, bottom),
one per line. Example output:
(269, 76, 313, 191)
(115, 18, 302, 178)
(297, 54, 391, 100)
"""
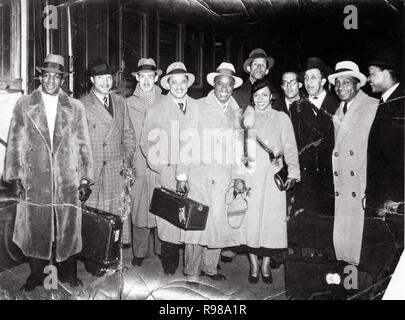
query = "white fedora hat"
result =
(131, 58, 162, 78)
(160, 62, 195, 90)
(328, 61, 367, 87)
(206, 62, 243, 89)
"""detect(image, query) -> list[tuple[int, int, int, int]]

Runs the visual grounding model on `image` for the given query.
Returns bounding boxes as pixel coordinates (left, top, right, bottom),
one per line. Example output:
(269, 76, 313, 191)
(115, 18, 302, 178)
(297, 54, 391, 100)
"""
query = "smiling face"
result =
(368, 66, 387, 93)
(304, 68, 326, 97)
(247, 57, 269, 81)
(41, 72, 63, 96)
(334, 75, 360, 102)
(213, 75, 235, 104)
(91, 74, 113, 95)
(136, 71, 158, 93)
(168, 74, 189, 99)
(253, 86, 272, 110)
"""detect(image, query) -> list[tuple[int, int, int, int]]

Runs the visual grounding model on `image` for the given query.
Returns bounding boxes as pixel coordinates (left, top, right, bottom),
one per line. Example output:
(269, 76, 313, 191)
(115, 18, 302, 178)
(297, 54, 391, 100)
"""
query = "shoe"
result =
(248, 268, 259, 284)
(201, 271, 226, 281)
(20, 281, 42, 292)
(261, 270, 273, 285)
(220, 256, 233, 263)
(131, 257, 144, 267)
(59, 276, 83, 288)
(122, 243, 131, 249)
(163, 266, 176, 275)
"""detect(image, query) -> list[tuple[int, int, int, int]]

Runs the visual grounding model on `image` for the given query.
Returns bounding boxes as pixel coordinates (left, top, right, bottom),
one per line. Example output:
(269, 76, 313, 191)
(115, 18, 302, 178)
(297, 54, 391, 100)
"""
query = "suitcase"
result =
(80, 205, 123, 276)
(149, 187, 209, 230)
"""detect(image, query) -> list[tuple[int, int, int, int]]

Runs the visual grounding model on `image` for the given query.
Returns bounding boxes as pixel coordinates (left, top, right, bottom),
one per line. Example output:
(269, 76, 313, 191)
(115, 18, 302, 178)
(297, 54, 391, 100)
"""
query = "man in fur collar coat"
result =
(4, 54, 94, 291)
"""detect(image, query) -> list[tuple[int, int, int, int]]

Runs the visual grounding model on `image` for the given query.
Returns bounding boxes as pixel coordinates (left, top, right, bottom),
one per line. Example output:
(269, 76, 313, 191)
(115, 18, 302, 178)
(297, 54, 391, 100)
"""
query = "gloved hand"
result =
(10, 179, 25, 200)
(233, 179, 246, 195)
(176, 180, 189, 197)
(284, 178, 297, 192)
(78, 183, 92, 202)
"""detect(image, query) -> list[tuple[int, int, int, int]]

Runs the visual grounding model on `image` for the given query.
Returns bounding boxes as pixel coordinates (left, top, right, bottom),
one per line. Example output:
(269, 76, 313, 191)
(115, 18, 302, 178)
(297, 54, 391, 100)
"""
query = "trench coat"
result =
(80, 89, 136, 215)
(4, 88, 94, 262)
(332, 90, 379, 265)
(239, 107, 300, 249)
(140, 94, 200, 244)
(176, 91, 244, 248)
(127, 84, 162, 228)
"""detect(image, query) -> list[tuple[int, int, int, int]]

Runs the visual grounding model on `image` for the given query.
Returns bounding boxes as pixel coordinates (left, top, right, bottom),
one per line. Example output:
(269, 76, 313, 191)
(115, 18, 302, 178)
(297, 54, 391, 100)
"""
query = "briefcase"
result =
(149, 187, 209, 230)
(80, 205, 122, 276)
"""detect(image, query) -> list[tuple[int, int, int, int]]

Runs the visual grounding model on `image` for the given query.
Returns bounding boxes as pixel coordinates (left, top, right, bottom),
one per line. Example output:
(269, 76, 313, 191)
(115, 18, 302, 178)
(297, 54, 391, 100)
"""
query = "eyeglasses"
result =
(281, 79, 298, 88)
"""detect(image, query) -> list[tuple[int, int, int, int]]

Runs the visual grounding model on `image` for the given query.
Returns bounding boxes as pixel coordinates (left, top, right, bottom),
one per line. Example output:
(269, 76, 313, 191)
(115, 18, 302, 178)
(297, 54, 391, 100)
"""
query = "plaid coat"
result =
(80, 89, 136, 217)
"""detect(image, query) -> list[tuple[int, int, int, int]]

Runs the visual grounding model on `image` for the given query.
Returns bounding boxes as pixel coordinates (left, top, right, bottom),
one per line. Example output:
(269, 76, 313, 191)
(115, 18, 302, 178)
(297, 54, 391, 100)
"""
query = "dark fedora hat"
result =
(88, 58, 118, 77)
(368, 49, 401, 71)
(304, 57, 332, 78)
(243, 48, 275, 73)
(36, 54, 68, 76)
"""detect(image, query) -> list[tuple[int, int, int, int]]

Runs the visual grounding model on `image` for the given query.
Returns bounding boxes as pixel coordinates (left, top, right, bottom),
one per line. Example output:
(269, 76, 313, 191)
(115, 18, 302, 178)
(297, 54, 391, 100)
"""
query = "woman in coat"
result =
(239, 79, 300, 284)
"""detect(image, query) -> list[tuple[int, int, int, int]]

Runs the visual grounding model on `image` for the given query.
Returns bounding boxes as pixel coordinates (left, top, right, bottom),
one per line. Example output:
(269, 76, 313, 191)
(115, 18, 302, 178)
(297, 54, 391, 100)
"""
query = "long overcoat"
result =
(176, 91, 244, 248)
(140, 94, 199, 244)
(239, 107, 300, 249)
(80, 89, 136, 215)
(332, 90, 379, 265)
(127, 84, 162, 227)
(4, 88, 94, 262)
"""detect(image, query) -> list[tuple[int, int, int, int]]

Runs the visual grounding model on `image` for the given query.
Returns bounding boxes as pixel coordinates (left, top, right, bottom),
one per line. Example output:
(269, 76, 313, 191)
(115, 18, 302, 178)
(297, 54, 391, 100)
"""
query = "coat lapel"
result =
(53, 91, 73, 154)
(26, 90, 52, 152)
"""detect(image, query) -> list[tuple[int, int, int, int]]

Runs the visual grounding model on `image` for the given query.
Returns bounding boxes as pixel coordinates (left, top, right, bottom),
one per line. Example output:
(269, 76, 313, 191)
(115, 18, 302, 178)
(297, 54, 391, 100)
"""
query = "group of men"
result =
(3, 45, 403, 291)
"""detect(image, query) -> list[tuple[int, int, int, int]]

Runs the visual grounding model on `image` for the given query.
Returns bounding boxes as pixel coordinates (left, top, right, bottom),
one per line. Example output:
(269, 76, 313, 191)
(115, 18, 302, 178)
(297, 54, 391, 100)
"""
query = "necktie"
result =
(178, 102, 186, 114)
(343, 102, 348, 114)
(103, 95, 113, 117)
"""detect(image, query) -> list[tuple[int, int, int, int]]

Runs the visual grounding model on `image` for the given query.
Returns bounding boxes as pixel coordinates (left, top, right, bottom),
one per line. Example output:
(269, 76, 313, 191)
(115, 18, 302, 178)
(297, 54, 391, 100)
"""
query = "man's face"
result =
(168, 74, 188, 99)
(247, 57, 269, 81)
(368, 66, 386, 93)
(213, 75, 235, 104)
(281, 72, 302, 99)
(334, 75, 360, 102)
(91, 74, 113, 95)
(136, 71, 158, 93)
(304, 68, 326, 97)
(41, 72, 63, 96)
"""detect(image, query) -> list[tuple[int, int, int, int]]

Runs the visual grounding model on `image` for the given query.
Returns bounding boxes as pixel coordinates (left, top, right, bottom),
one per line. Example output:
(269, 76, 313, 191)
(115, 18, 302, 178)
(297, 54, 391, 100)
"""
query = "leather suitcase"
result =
(149, 187, 209, 230)
(80, 205, 122, 276)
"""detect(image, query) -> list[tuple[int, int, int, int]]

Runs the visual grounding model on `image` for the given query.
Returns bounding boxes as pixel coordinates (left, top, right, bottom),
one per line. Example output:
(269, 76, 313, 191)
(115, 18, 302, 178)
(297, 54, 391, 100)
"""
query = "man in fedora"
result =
(140, 61, 200, 275)
(127, 58, 162, 267)
(327, 61, 379, 278)
(233, 48, 275, 111)
(80, 59, 136, 257)
(4, 54, 94, 291)
(292, 57, 339, 216)
(176, 62, 245, 281)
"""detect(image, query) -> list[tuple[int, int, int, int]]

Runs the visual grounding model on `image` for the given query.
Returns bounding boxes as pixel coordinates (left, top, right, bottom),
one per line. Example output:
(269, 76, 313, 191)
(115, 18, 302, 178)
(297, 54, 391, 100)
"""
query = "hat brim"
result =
(131, 69, 163, 78)
(206, 72, 243, 89)
(36, 66, 70, 77)
(328, 71, 367, 87)
(89, 67, 119, 77)
(160, 72, 195, 90)
(243, 56, 275, 73)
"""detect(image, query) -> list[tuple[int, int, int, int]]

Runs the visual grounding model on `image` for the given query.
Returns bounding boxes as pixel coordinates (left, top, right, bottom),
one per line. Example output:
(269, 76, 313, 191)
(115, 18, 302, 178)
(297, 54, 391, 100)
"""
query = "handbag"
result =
(256, 135, 289, 191)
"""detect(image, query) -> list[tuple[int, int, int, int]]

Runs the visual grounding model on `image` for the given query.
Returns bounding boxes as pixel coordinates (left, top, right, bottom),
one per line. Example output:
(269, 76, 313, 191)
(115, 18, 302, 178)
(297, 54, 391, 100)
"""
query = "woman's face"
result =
(253, 86, 272, 110)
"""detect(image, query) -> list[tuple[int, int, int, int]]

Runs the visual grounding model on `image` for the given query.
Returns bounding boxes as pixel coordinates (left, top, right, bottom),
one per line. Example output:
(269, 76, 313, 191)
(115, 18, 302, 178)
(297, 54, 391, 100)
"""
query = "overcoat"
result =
(4, 88, 94, 262)
(176, 91, 244, 248)
(127, 84, 162, 227)
(239, 107, 300, 249)
(233, 80, 252, 110)
(140, 94, 200, 244)
(80, 89, 136, 215)
(332, 90, 379, 266)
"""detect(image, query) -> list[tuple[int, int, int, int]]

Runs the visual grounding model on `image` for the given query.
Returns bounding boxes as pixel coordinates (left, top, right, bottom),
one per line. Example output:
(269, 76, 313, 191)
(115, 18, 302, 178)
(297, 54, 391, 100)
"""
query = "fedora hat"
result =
(36, 54, 67, 76)
(304, 57, 332, 78)
(328, 61, 367, 87)
(131, 58, 162, 78)
(206, 62, 243, 89)
(243, 48, 275, 73)
(160, 62, 195, 90)
(368, 49, 401, 72)
(88, 58, 118, 77)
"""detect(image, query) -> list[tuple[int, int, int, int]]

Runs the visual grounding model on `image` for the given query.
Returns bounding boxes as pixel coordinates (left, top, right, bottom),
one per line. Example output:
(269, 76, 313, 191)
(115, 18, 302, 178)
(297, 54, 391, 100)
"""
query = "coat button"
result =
(350, 171, 354, 176)
(334, 152, 339, 157)
(335, 191, 339, 197)
(352, 192, 356, 197)
(349, 150, 354, 156)
(103, 160, 107, 166)
(103, 142, 107, 147)
(334, 171, 338, 176)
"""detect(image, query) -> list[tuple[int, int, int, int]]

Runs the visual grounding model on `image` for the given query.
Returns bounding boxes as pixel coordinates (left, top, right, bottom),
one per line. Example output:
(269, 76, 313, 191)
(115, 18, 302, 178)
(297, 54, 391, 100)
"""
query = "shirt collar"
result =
(381, 83, 399, 103)
(309, 89, 326, 109)
(214, 96, 230, 113)
(93, 90, 109, 105)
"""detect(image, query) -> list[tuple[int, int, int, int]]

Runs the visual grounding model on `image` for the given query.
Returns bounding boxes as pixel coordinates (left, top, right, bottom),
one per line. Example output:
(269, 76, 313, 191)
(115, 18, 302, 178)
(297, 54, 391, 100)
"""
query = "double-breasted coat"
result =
(80, 89, 136, 215)
(127, 84, 162, 227)
(4, 88, 94, 262)
(240, 107, 300, 249)
(176, 91, 244, 248)
(332, 90, 379, 266)
(140, 94, 200, 244)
